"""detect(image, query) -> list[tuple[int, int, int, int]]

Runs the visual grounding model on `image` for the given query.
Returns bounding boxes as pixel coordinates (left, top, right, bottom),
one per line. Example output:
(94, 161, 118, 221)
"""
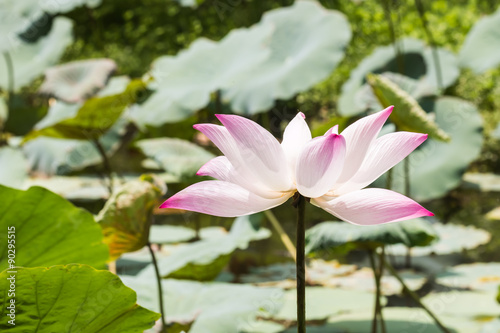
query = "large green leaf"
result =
(222, 0, 351, 115)
(375, 96, 483, 201)
(135, 138, 214, 180)
(131, 1, 350, 126)
(25, 79, 146, 141)
(0, 17, 74, 91)
(96, 175, 165, 261)
(367, 73, 450, 141)
(422, 291, 500, 318)
(436, 263, 500, 292)
(305, 218, 437, 254)
(0, 264, 159, 332)
(339, 38, 459, 116)
(386, 223, 490, 256)
(459, 7, 500, 73)
(121, 276, 283, 333)
(138, 214, 270, 280)
(0, 147, 28, 188)
(0, 185, 109, 270)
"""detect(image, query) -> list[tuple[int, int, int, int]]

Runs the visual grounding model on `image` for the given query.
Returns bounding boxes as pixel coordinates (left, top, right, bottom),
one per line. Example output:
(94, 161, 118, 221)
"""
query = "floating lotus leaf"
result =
(386, 223, 491, 256)
(24, 79, 146, 141)
(120, 276, 283, 333)
(149, 225, 197, 244)
(463, 173, 500, 193)
(0, 146, 28, 188)
(96, 175, 166, 261)
(39, 58, 117, 103)
(436, 263, 500, 292)
(339, 38, 459, 116)
(0, 185, 109, 270)
(138, 214, 270, 281)
(0, 17, 74, 91)
(305, 218, 437, 254)
(367, 73, 450, 142)
(422, 291, 500, 318)
(375, 96, 483, 201)
(23, 118, 128, 176)
(307, 307, 480, 333)
(269, 287, 385, 322)
(0, 265, 159, 332)
(222, 0, 351, 114)
(459, 7, 500, 73)
(135, 138, 214, 179)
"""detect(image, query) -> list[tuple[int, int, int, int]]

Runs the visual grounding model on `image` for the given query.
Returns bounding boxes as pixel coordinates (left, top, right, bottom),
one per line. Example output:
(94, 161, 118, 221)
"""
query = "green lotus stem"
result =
(378, 247, 387, 333)
(380, 0, 404, 73)
(264, 210, 297, 261)
(386, 168, 393, 191)
(91, 138, 114, 195)
(295, 194, 307, 333)
(414, 0, 443, 90)
(384, 260, 451, 333)
(147, 242, 168, 333)
(368, 250, 386, 333)
(2, 51, 14, 94)
(403, 157, 412, 268)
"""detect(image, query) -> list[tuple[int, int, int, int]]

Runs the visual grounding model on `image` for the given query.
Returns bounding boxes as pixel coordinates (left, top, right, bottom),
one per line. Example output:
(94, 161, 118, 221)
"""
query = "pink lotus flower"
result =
(160, 106, 433, 225)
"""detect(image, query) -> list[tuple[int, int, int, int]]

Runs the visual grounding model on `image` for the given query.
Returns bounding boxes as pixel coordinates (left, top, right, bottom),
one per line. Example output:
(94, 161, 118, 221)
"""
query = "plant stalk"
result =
(295, 194, 306, 333)
(264, 210, 297, 261)
(91, 138, 114, 195)
(147, 243, 168, 333)
(384, 260, 451, 333)
(2, 51, 14, 93)
(378, 248, 387, 333)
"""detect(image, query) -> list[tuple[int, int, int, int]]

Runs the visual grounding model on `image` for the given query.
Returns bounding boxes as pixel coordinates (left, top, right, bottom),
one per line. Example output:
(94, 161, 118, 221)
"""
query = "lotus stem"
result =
(403, 157, 412, 268)
(147, 242, 168, 333)
(368, 249, 386, 333)
(264, 210, 297, 261)
(2, 51, 14, 94)
(379, 247, 387, 333)
(91, 138, 114, 195)
(414, 0, 443, 90)
(295, 194, 307, 333)
(380, 0, 404, 73)
(384, 260, 451, 333)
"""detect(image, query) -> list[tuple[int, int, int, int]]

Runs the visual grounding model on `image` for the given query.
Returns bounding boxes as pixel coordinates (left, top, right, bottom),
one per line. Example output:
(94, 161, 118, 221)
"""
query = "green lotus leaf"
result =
(0, 17, 74, 91)
(422, 291, 500, 318)
(39, 58, 117, 103)
(23, 118, 128, 176)
(386, 223, 490, 256)
(223, 0, 351, 115)
(463, 173, 500, 193)
(436, 263, 500, 292)
(24, 79, 146, 141)
(120, 276, 283, 333)
(138, 214, 270, 280)
(367, 73, 450, 142)
(269, 287, 384, 322)
(135, 138, 214, 180)
(0, 147, 28, 188)
(375, 96, 483, 201)
(305, 218, 437, 254)
(339, 38, 459, 116)
(96, 175, 166, 261)
(0, 185, 109, 270)
(459, 7, 500, 73)
(0, 264, 159, 332)
(148, 225, 197, 244)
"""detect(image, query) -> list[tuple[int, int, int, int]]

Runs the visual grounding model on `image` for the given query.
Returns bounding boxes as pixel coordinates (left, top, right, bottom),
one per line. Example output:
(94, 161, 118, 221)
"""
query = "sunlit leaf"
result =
(138, 214, 270, 281)
(339, 38, 459, 116)
(135, 138, 214, 179)
(121, 276, 283, 333)
(0, 17, 74, 91)
(0, 146, 28, 188)
(367, 73, 450, 142)
(422, 291, 500, 318)
(39, 58, 117, 103)
(305, 218, 437, 254)
(24, 79, 146, 141)
(96, 175, 166, 261)
(386, 223, 491, 256)
(0, 264, 159, 332)
(0, 185, 109, 270)
(436, 263, 500, 292)
(375, 97, 483, 201)
(459, 7, 500, 73)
